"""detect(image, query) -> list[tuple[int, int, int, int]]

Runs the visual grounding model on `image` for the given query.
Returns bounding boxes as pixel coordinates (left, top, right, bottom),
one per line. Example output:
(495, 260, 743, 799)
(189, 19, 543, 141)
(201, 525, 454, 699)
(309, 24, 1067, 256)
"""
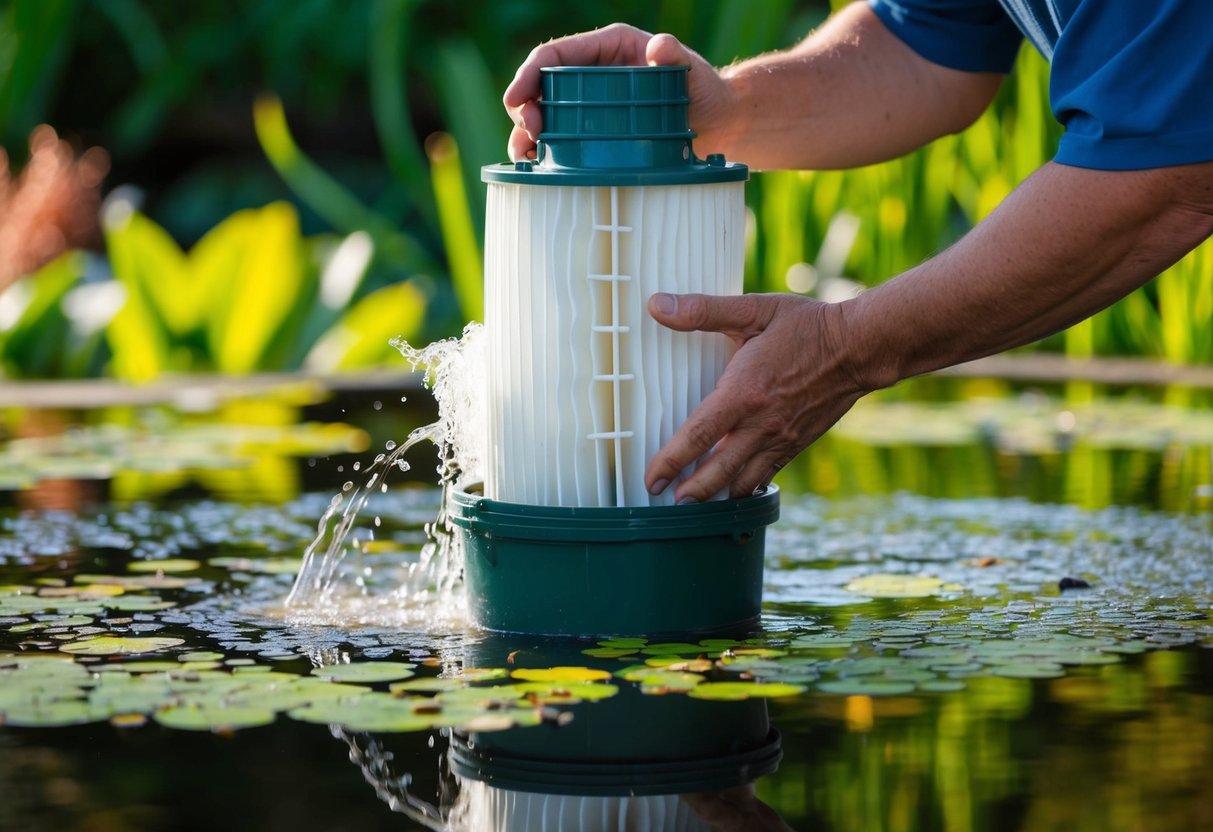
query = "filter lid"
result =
(483, 65, 747, 186)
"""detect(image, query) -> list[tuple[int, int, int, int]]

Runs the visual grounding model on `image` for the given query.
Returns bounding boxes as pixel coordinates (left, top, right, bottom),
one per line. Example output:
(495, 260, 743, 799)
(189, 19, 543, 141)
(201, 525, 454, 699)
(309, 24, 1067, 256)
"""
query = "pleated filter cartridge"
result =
(481, 66, 748, 507)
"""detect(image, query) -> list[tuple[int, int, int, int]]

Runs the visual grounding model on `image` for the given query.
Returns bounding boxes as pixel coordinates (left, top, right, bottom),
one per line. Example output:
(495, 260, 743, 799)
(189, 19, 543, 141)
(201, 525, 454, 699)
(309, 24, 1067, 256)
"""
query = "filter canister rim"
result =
(448, 484, 780, 543)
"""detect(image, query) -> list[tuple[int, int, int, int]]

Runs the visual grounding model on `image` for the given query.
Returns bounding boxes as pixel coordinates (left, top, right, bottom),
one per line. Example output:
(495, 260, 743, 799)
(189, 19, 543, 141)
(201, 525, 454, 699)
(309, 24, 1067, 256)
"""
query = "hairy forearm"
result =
(840, 161, 1213, 389)
(705, 2, 1003, 169)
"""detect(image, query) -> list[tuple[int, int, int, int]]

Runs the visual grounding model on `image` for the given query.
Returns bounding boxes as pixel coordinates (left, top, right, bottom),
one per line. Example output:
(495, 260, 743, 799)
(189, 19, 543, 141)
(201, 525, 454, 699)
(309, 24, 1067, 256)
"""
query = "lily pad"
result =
(1, 700, 112, 727)
(686, 681, 806, 701)
(510, 666, 612, 683)
(60, 636, 185, 656)
(128, 559, 201, 573)
(844, 574, 950, 598)
(310, 661, 416, 683)
(154, 703, 277, 731)
(818, 679, 917, 696)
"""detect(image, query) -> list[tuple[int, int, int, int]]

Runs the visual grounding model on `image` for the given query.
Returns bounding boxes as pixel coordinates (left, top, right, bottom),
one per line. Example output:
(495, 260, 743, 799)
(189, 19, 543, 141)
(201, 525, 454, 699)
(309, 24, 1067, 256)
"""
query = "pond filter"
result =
(451, 65, 780, 636)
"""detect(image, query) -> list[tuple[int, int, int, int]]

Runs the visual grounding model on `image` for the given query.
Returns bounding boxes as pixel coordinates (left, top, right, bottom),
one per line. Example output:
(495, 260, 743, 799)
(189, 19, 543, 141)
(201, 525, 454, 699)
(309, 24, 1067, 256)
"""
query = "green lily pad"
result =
(596, 638, 648, 649)
(310, 661, 416, 683)
(512, 681, 619, 703)
(208, 557, 303, 575)
(686, 681, 806, 701)
(510, 666, 612, 683)
(459, 668, 510, 682)
(622, 669, 706, 693)
(179, 652, 226, 663)
(390, 677, 463, 693)
(989, 662, 1066, 679)
(289, 693, 437, 732)
(818, 679, 917, 696)
(1, 700, 112, 727)
(789, 635, 862, 649)
(844, 574, 950, 598)
(154, 703, 277, 731)
(582, 647, 638, 658)
(61, 636, 185, 656)
(127, 559, 201, 573)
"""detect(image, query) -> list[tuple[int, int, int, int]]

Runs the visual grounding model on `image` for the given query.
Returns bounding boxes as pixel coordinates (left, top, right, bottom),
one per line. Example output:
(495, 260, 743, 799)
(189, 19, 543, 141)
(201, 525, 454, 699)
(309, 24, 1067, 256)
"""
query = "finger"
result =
(507, 126, 537, 162)
(731, 449, 790, 499)
(644, 385, 745, 497)
(672, 426, 780, 503)
(507, 99, 543, 161)
(503, 23, 653, 110)
(649, 292, 777, 341)
(645, 32, 694, 67)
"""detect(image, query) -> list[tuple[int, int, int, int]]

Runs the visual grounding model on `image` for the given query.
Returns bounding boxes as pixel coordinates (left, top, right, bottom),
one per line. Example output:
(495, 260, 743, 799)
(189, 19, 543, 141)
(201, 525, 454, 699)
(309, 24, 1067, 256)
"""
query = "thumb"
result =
(645, 32, 693, 67)
(648, 292, 774, 339)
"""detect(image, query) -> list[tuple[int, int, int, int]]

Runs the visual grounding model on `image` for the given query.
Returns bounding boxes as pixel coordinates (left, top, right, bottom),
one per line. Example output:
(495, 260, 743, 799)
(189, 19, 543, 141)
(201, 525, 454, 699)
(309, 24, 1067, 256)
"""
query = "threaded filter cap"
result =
(483, 65, 747, 186)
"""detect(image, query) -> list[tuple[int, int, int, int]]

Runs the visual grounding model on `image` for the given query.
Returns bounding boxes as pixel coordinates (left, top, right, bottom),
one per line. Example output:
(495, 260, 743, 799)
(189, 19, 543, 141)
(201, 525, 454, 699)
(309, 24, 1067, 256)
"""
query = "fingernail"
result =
(651, 293, 676, 315)
(677, 495, 699, 506)
(649, 478, 670, 496)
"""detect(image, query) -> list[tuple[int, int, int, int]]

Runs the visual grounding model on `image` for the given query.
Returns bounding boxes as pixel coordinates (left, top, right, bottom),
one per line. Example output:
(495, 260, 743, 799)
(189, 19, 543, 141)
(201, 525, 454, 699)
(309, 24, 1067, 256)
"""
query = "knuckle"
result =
(681, 418, 720, 455)
(682, 294, 711, 328)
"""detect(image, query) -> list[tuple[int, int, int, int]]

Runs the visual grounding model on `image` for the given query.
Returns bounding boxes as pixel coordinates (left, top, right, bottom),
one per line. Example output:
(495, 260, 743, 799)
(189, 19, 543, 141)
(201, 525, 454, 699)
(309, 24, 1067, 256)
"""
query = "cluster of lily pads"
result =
(0, 414, 369, 491)
(1, 483, 1210, 735)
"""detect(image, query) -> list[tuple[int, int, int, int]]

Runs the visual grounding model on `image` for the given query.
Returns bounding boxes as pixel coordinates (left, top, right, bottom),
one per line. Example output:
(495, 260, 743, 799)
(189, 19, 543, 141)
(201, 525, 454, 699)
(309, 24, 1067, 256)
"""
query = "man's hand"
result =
(502, 24, 735, 162)
(644, 291, 866, 503)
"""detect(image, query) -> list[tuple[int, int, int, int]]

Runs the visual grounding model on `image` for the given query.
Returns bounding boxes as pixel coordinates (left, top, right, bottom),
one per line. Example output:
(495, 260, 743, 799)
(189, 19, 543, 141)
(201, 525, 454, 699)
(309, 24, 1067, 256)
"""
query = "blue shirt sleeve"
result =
(1051, 0, 1213, 170)
(867, 0, 1023, 73)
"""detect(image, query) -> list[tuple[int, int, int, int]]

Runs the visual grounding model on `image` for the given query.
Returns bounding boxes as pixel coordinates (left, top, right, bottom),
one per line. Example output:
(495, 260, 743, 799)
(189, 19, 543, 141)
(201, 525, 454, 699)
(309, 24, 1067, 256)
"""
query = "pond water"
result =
(1, 383, 1211, 831)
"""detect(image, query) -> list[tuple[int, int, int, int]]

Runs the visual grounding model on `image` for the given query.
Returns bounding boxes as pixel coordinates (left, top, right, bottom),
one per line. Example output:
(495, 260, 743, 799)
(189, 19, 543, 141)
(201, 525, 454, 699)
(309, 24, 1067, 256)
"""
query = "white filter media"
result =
(484, 181, 745, 507)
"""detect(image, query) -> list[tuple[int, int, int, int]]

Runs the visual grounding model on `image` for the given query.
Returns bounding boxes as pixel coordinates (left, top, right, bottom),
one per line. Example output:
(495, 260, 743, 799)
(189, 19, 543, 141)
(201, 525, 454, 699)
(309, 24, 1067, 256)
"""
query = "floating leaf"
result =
(208, 557, 303, 575)
(596, 638, 648, 649)
(179, 652, 226, 663)
(818, 679, 917, 696)
(686, 681, 805, 701)
(583, 647, 637, 658)
(640, 643, 705, 656)
(844, 574, 949, 598)
(390, 677, 463, 694)
(128, 559, 201, 573)
(622, 669, 705, 693)
(155, 703, 277, 731)
(989, 662, 1067, 679)
(289, 693, 437, 732)
(512, 681, 620, 703)
(459, 668, 509, 682)
(310, 661, 416, 683)
(61, 636, 185, 656)
(510, 666, 612, 683)
(1, 700, 112, 727)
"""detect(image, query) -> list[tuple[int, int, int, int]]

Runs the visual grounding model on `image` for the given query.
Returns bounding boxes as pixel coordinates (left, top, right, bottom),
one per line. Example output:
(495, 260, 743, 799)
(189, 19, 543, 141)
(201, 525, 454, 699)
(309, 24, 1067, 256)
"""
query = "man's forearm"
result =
(706, 2, 1004, 170)
(839, 160, 1213, 391)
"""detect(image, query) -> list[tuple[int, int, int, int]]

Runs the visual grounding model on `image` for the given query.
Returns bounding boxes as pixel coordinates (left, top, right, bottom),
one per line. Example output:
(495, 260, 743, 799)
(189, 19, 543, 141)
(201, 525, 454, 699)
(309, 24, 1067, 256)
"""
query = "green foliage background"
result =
(1, 0, 1209, 380)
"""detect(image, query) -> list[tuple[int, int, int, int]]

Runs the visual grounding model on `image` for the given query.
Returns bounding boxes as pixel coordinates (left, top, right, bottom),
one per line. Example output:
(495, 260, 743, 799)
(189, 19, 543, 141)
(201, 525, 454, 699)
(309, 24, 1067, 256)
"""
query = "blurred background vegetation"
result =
(0, 0, 1209, 383)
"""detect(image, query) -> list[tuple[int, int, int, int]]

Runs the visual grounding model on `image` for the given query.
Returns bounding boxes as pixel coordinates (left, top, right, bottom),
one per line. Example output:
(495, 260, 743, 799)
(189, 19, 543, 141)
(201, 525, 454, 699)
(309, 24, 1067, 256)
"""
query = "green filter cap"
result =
(482, 66, 747, 186)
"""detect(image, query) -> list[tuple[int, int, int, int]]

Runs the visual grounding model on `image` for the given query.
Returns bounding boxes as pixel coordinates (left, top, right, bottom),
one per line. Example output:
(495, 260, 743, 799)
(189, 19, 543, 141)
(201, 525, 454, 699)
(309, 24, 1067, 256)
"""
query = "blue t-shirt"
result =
(868, 0, 1213, 170)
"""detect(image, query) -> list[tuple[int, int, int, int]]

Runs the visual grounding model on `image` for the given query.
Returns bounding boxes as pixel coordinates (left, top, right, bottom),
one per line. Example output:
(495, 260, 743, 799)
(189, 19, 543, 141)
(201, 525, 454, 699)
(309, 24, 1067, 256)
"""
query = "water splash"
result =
(283, 324, 486, 628)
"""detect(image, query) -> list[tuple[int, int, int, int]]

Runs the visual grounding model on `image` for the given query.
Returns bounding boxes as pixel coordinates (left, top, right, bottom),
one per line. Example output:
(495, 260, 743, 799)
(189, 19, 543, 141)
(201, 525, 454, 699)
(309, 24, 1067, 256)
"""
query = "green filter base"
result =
(448, 486, 779, 637)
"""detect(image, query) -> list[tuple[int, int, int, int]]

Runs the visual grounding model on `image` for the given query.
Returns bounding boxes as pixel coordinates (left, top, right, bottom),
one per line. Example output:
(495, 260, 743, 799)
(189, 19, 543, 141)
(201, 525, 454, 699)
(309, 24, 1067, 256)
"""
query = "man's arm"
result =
(644, 159, 1213, 502)
(505, 3, 1003, 169)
